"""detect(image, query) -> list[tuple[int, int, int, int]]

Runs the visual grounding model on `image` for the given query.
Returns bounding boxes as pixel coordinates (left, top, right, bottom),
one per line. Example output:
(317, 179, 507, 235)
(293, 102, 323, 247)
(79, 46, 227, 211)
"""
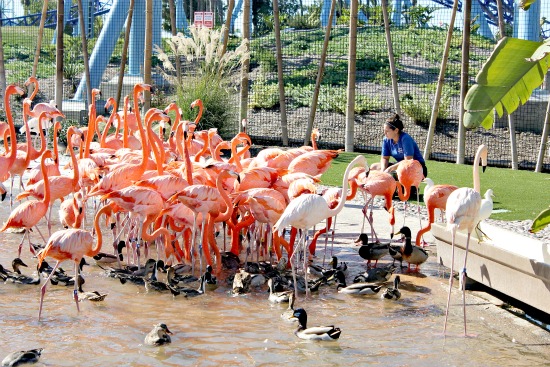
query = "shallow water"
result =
(0, 179, 549, 366)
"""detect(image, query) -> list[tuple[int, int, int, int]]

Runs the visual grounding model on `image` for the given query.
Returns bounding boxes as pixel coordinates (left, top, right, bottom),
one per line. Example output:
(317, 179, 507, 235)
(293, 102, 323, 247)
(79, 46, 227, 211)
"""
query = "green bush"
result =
(250, 75, 280, 109)
(400, 90, 451, 124)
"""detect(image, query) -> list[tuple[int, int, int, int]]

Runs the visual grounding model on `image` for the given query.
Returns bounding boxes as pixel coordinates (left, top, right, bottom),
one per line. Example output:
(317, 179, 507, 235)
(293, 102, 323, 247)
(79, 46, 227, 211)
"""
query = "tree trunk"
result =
(535, 95, 550, 172)
(457, 0, 471, 164)
(345, 0, 358, 152)
(381, 0, 400, 115)
(239, 0, 251, 130)
(305, 0, 336, 147)
(272, 0, 288, 146)
(168, 0, 182, 84)
(143, 0, 153, 110)
(116, 0, 135, 109)
(423, 0, 459, 160)
(222, 0, 234, 55)
(0, 23, 6, 106)
(55, 0, 64, 112)
(77, 0, 92, 109)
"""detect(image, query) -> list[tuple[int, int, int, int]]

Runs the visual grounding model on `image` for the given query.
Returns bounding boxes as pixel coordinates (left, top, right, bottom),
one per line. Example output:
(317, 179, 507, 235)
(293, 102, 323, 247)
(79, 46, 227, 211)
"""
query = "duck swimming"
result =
(93, 240, 126, 264)
(290, 308, 341, 341)
(281, 292, 297, 322)
(77, 275, 108, 302)
(331, 270, 383, 295)
(392, 226, 429, 273)
(381, 275, 401, 300)
(267, 277, 292, 303)
(144, 323, 172, 346)
(3, 258, 40, 285)
(353, 264, 397, 284)
(1, 348, 43, 366)
(355, 233, 389, 268)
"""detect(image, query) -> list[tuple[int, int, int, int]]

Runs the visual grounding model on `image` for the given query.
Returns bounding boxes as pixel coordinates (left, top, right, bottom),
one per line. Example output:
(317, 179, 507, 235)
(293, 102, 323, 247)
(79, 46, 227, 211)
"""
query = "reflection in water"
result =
(0, 207, 547, 366)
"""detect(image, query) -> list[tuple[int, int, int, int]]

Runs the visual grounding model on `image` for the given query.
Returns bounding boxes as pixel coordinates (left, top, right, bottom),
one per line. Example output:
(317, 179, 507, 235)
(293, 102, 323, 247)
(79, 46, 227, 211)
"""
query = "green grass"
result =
(320, 152, 550, 221)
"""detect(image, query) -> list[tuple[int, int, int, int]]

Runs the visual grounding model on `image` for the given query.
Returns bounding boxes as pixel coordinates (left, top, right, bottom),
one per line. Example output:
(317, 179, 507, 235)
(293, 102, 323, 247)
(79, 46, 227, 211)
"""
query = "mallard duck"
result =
(93, 240, 126, 264)
(144, 323, 172, 346)
(221, 251, 241, 270)
(4, 258, 40, 285)
(290, 308, 341, 341)
(393, 226, 429, 272)
(388, 241, 405, 269)
(329, 256, 348, 274)
(99, 258, 156, 285)
(144, 262, 170, 293)
(353, 264, 397, 284)
(355, 233, 389, 268)
(203, 265, 218, 291)
(1, 348, 43, 366)
(281, 292, 297, 322)
(267, 278, 292, 303)
(286, 274, 327, 293)
(381, 275, 401, 300)
(331, 270, 383, 295)
(77, 275, 108, 302)
(168, 274, 206, 297)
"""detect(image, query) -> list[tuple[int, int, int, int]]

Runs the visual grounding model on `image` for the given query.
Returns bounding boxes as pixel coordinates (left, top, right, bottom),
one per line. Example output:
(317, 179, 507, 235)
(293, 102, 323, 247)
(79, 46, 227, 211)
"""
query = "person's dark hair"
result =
(385, 114, 404, 132)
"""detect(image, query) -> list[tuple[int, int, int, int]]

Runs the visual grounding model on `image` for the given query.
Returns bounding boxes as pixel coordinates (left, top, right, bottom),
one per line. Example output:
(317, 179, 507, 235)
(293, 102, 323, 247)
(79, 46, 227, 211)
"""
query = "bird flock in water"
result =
(0, 80, 493, 363)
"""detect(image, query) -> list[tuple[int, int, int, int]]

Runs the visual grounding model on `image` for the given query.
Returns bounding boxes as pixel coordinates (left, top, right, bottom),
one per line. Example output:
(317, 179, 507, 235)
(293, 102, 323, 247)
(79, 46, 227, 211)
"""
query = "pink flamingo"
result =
(443, 144, 488, 336)
(37, 204, 111, 320)
(415, 177, 458, 247)
(0, 85, 26, 186)
(0, 150, 54, 257)
(288, 149, 340, 176)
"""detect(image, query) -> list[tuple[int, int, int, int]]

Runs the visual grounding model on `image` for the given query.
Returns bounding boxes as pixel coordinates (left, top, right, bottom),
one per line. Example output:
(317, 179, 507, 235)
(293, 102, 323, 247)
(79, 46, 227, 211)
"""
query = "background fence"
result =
(0, 0, 549, 172)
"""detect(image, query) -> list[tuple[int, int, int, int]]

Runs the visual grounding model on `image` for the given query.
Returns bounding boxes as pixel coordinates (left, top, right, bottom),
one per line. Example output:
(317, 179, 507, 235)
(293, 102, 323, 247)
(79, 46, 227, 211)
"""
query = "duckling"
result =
(353, 264, 397, 284)
(144, 323, 172, 346)
(4, 258, 40, 285)
(267, 278, 292, 303)
(77, 275, 108, 302)
(1, 348, 43, 366)
(331, 270, 383, 295)
(393, 226, 429, 273)
(355, 233, 389, 268)
(290, 308, 342, 341)
(281, 292, 297, 322)
(381, 275, 401, 300)
(93, 240, 126, 264)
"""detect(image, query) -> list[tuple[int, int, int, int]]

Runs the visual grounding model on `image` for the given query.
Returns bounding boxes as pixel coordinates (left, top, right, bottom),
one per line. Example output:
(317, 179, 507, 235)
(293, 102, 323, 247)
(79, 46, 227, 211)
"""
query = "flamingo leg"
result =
(461, 231, 473, 337)
(73, 261, 81, 313)
(17, 230, 27, 258)
(443, 228, 457, 335)
(190, 214, 198, 275)
(38, 260, 61, 320)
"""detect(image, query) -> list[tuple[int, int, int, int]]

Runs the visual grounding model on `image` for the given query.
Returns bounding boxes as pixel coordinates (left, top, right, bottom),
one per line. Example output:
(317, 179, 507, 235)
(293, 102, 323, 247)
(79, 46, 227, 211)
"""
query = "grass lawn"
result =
(320, 152, 550, 221)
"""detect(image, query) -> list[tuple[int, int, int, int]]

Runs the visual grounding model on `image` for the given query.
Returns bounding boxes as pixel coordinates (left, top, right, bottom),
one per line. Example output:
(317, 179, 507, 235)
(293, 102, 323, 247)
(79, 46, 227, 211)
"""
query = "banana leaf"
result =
(530, 206, 550, 233)
(519, 0, 537, 10)
(463, 37, 550, 130)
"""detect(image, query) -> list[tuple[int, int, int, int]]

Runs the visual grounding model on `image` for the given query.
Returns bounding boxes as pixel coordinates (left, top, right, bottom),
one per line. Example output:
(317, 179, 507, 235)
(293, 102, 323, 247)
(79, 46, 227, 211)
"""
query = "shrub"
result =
(400, 90, 451, 125)
(155, 26, 249, 135)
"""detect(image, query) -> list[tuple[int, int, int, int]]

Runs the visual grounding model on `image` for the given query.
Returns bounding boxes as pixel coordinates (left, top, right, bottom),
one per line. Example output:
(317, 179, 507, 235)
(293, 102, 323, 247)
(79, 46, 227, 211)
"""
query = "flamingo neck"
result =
(147, 116, 165, 175)
(473, 148, 483, 193)
(91, 205, 112, 256)
(5, 88, 19, 162)
(214, 172, 234, 222)
(123, 96, 129, 149)
(68, 128, 80, 188)
(40, 150, 51, 206)
(330, 156, 363, 217)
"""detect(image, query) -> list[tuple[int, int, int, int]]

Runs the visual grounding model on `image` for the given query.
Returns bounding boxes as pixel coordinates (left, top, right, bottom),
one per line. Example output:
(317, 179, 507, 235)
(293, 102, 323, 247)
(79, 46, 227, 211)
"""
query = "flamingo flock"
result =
(0, 81, 492, 337)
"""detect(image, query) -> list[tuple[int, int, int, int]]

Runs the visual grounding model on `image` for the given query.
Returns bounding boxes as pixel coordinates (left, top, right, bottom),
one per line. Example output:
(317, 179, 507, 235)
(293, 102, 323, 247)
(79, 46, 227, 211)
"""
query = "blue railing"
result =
(0, 0, 112, 28)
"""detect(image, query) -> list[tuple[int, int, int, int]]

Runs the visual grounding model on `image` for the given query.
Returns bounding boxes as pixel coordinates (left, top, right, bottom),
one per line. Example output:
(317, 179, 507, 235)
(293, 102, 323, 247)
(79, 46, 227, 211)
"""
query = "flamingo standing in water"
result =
(443, 144, 488, 336)
(0, 150, 54, 257)
(0, 85, 27, 207)
(37, 204, 111, 320)
(273, 155, 367, 297)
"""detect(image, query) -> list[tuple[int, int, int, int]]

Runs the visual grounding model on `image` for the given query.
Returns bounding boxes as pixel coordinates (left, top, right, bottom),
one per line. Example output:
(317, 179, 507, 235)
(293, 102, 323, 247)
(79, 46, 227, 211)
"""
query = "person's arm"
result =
(380, 156, 390, 171)
(401, 134, 416, 161)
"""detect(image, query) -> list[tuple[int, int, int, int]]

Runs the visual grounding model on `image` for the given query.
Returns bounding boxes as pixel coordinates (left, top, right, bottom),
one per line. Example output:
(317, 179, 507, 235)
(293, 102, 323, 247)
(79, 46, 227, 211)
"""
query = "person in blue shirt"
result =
(375, 113, 428, 178)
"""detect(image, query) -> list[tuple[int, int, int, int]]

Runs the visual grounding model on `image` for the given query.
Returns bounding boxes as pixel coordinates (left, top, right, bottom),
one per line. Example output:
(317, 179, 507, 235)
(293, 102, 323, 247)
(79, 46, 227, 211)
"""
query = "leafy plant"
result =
(155, 25, 250, 135)
(402, 5, 438, 28)
(400, 90, 451, 124)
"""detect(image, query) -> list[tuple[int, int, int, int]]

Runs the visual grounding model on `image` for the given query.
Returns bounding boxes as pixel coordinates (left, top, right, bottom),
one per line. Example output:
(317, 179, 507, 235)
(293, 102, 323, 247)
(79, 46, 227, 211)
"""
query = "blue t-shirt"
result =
(381, 132, 425, 163)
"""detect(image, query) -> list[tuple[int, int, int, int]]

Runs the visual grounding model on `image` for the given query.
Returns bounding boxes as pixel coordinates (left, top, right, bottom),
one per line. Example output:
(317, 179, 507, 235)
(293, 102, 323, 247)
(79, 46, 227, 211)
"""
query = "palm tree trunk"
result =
(116, 0, 135, 109)
(345, 0, 358, 152)
(305, 0, 336, 147)
(239, 0, 251, 129)
(143, 0, 153, 110)
(381, 0, 400, 115)
(55, 0, 64, 112)
(77, 0, 92, 109)
(457, 0, 471, 164)
(423, 0, 459, 160)
(272, 0, 288, 146)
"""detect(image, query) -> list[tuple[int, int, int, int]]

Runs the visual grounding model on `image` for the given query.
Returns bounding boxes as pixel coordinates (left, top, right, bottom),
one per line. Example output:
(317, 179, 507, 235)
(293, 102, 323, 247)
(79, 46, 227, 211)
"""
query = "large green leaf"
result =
(463, 37, 550, 130)
(530, 206, 550, 233)
(519, 0, 538, 10)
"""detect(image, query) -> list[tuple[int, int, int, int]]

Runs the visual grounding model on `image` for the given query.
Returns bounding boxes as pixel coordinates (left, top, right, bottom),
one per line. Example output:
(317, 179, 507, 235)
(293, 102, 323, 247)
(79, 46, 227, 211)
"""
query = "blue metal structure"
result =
(0, 0, 112, 29)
